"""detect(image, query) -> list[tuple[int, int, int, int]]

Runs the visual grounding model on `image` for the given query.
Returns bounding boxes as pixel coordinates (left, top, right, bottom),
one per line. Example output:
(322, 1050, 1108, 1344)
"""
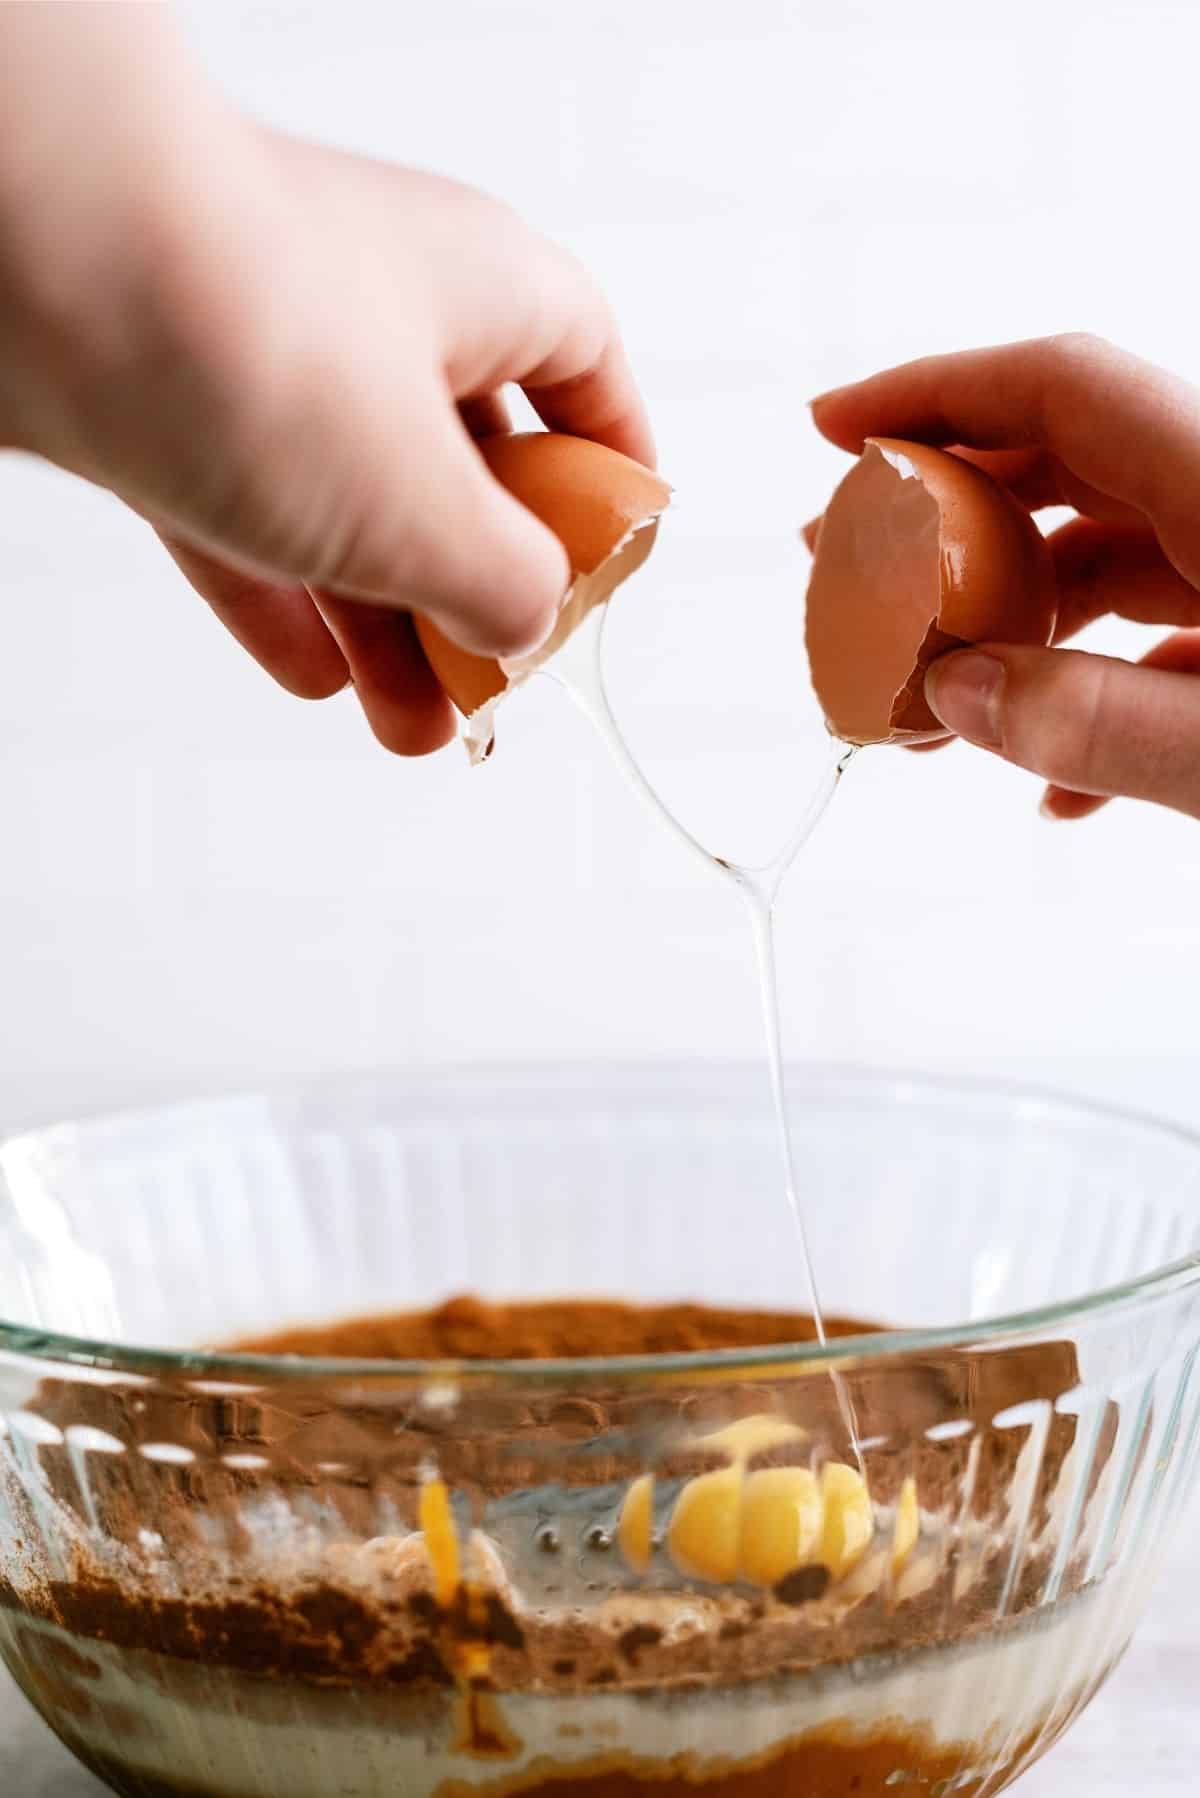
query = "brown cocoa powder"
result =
(230, 1295, 878, 1361)
(2, 1300, 1108, 1700)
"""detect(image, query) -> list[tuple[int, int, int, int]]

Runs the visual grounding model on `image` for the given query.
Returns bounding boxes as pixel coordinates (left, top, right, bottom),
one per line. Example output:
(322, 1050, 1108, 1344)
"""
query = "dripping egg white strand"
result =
(544, 606, 852, 1354)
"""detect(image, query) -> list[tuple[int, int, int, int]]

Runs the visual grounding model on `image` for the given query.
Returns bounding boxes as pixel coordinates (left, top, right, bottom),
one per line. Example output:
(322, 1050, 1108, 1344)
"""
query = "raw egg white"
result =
(415, 432, 671, 761)
(804, 439, 1058, 745)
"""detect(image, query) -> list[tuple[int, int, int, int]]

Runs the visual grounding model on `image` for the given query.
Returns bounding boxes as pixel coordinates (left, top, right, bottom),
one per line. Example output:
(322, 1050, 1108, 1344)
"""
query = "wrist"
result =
(0, 7, 247, 460)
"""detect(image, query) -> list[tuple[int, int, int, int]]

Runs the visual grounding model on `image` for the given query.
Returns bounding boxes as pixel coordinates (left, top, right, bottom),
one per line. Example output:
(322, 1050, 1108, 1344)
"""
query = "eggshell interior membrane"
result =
(414, 433, 671, 763)
(804, 438, 1059, 746)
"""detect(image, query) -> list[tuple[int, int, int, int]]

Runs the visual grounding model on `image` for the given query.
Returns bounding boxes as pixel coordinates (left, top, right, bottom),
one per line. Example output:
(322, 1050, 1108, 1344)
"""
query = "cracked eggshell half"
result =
(414, 432, 671, 762)
(804, 438, 1058, 745)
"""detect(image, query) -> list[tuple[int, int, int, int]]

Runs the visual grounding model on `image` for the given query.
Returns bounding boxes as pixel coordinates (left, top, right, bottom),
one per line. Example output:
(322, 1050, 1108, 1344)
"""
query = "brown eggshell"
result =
(414, 433, 670, 758)
(804, 439, 1058, 745)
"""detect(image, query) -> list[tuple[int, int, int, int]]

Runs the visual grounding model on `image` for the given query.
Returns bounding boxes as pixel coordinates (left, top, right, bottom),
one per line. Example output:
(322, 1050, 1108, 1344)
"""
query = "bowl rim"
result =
(3, 1060, 1200, 1385)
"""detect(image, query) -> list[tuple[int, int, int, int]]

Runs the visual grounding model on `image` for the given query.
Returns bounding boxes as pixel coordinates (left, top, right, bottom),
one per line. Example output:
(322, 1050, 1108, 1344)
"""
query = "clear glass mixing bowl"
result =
(2, 1064, 1200, 1798)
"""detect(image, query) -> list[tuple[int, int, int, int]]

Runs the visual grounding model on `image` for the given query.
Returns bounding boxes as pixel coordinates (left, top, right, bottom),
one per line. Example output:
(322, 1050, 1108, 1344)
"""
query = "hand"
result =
(811, 335, 1200, 821)
(0, 8, 652, 754)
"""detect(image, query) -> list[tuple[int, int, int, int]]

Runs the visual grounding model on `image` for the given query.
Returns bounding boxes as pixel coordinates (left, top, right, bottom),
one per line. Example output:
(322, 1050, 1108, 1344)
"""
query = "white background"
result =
(2, 8, 1200, 1784)
(2, 0, 1199, 1132)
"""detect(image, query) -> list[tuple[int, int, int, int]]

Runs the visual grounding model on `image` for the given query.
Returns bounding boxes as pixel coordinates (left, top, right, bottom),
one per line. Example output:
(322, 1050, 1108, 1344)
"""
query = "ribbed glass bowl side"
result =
(2, 1066, 1200, 1797)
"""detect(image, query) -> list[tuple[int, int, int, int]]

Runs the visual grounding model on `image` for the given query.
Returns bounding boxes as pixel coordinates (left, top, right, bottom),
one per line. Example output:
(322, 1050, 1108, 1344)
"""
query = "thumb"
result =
(310, 394, 569, 659)
(924, 643, 1200, 822)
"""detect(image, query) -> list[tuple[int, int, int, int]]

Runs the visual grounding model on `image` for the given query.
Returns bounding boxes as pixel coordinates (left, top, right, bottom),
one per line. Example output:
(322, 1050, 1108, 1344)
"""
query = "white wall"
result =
(2, 0, 1198, 1128)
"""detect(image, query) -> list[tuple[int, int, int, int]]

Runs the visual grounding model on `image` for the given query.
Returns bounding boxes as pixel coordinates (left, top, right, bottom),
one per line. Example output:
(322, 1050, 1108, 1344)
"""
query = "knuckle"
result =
(565, 258, 614, 335)
(314, 518, 441, 605)
(1066, 656, 1113, 791)
(451, 173, 521, 234)
(198, 435, 351, 589)
(526, 247, 617, 382)
(293, 425, 451, 599)
(1044, 330, 1113, 372)
(305, 494, 396, 597)
(1031, 333, 1117, 454)
(542, 234, 599, 302)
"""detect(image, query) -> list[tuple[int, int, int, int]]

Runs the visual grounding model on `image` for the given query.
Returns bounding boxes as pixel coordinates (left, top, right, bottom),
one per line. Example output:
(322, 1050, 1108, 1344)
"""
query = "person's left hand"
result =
(809, 335, 1200, 822)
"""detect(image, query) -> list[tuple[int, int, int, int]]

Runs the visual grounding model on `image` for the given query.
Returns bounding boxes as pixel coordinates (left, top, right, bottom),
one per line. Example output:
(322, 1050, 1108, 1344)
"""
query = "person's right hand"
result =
(811, 334, 1200, 822)
(0, 8, 652, 754)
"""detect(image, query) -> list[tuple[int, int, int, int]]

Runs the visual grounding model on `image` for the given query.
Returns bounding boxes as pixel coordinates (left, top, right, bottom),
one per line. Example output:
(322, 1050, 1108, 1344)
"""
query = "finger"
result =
(145, 151, 638, 656)
(935, 446, 1144, 526)
(159, 534, 349, 700)
(430, 203, 655, 467)
(264, 146, 656, 470)
(803, 495, 1174, 627)
(1041, 630, 1200, 820)
(523, 325, 656, 466)
(311, 381, 571, 661)
(936, 447, 1060, 507)
(803, 505, 1200, 764)
(1135, 628, 1200, 676)
(313, 594, 456, 757)
(458, 392, 511, 440)
(1049, 518, 1200, 642)
(925, 640, 1200, 821)
(810, 336, 1200, 586)
(805, 449, 1140, 559)
(808, 446, 1141, 541)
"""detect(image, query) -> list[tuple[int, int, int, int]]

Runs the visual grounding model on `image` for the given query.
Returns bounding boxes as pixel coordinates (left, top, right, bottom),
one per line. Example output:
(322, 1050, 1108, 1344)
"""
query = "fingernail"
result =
(925, 651, 1004, 748)
(809, 389, 844, 411)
